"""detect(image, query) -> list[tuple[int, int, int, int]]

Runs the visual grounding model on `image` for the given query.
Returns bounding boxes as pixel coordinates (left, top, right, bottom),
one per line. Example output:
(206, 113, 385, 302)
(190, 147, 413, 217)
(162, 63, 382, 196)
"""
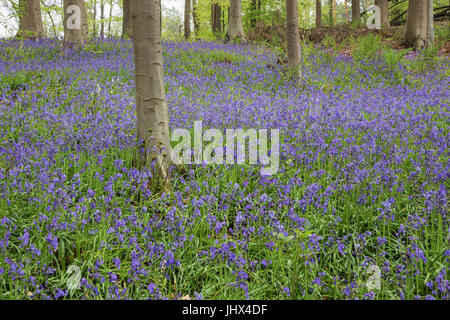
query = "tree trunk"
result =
(63, 0, 88, 48)
(192, 0, 200, 37)
(123, 0, 132, 38)
(426, 0, 434, 47)
(316, 0, 322, 27)
(345, 0, 349, 22)
(328, 0, 332, 26)
(100, 0, 105, 37)
(211, 3, 221, 34)
(332, 0, 336, 26)
(405, 0, 427, 49)
(131, 0, 173, 180)
(228, 0, 246, 42)
(250, 0, 257, 27)
(108, 0, 113, 37)
(184, 0, 191, 40)
(286, 0, 302, 87)
(93, 0, 97, 37)
(352, 0, 360, 26)
(375, 0, 390, 28)
(18, 0, 46, 38)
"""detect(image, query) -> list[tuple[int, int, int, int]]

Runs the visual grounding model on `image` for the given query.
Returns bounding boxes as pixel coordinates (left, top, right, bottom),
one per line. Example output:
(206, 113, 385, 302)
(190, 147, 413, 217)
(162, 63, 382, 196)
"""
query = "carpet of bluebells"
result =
(0, 38, 449, 300)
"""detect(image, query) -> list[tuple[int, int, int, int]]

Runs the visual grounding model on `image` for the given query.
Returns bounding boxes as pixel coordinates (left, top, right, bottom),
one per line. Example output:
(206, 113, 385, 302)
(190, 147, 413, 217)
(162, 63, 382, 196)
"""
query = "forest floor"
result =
(0, 37, 449, 300)
(248, 21, 450, 57)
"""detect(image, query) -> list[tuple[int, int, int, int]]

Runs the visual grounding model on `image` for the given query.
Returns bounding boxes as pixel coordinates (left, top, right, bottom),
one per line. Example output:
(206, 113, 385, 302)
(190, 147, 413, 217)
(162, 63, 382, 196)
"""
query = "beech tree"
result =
(405, 0, 427, 48)
(131, 0, 173, 180)
(375, 0, 390, 28)
(228, 0, 246, 42)
(63, 0, 88, 48)
(352, 0, 360, 27)
(286, 0, 301, 87)
(18, 0, 46, 38)
(185, 0, 191, 40)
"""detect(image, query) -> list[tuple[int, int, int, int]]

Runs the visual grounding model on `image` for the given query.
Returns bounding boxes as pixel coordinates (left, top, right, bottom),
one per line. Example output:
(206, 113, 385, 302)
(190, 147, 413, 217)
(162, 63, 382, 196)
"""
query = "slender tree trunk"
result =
(184, 0, 191, 39)
(63, 0, 88, 48)
(286, 0, 302, 87)
(18, 0, 46, 38)
(345, 0, 349, 22)
(215, 4, 222, 33)
(328, 0, 333, 26)
(228, 0, 246, 42)
(123, 0, 132, 38)
(108, 0, 113, 37)
(211, 2, 221, 34)
(100, 0, 105, 37)
(131, 0, 173, 180)
(405, 0, 427, 48)
(192, 0, 200, 37)
(250, 0, 257, 27)
(352, 0, 360, 26)
(316, 0, 322, 27)
(375, 0, 390, 28)
(45, 7, 57, 37)
(426, 0, 434, 47)
(93, 0, 97, 37)
(332, 0, 336, 26)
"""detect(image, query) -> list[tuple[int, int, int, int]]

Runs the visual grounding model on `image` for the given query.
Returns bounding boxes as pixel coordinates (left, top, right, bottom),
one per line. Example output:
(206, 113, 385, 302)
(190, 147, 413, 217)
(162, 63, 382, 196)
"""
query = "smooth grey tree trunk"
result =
(18, 0, 46, 38)
(131, 0, 173, 180)
(351, 0, 360, 26)
(375, 0, 390, 28)
(184, 0, 191, 40)
(286, 0, 302, 87)
(228, 0, 246, 42)
(405, 0, 427, 48)
(63, 0, 88, 48)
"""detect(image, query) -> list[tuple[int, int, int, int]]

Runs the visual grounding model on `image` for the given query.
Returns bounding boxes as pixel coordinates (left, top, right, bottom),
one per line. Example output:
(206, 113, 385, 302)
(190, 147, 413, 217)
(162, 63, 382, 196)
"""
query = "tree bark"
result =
(192, 0, 200, 37)
(63, 0, 88, 48)
(352, 0, 360, 26)
(131, 0, 173, 180)
(123, 0, 132, 38)
(331, 0, 336, 26)
(93, 0, 97, 37)
(100, 0, 105, 37)
(426, 0, 434, 47)
(228, 0, 246, 42)
(108, 0, 113, 37)
(316, 0, 322, 27)
(18, 0, 46, 38)
(405, 0, 427, 49)
(375, 0, 390, 28)
(211, 3, 222, 34)
(286, 0, 302, 87)
(184, 0, 191, 40)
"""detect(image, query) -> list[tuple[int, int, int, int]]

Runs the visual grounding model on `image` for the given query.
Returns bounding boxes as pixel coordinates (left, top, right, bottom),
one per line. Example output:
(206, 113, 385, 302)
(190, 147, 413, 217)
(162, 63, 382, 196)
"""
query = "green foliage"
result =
(351, 34, 383, 62)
